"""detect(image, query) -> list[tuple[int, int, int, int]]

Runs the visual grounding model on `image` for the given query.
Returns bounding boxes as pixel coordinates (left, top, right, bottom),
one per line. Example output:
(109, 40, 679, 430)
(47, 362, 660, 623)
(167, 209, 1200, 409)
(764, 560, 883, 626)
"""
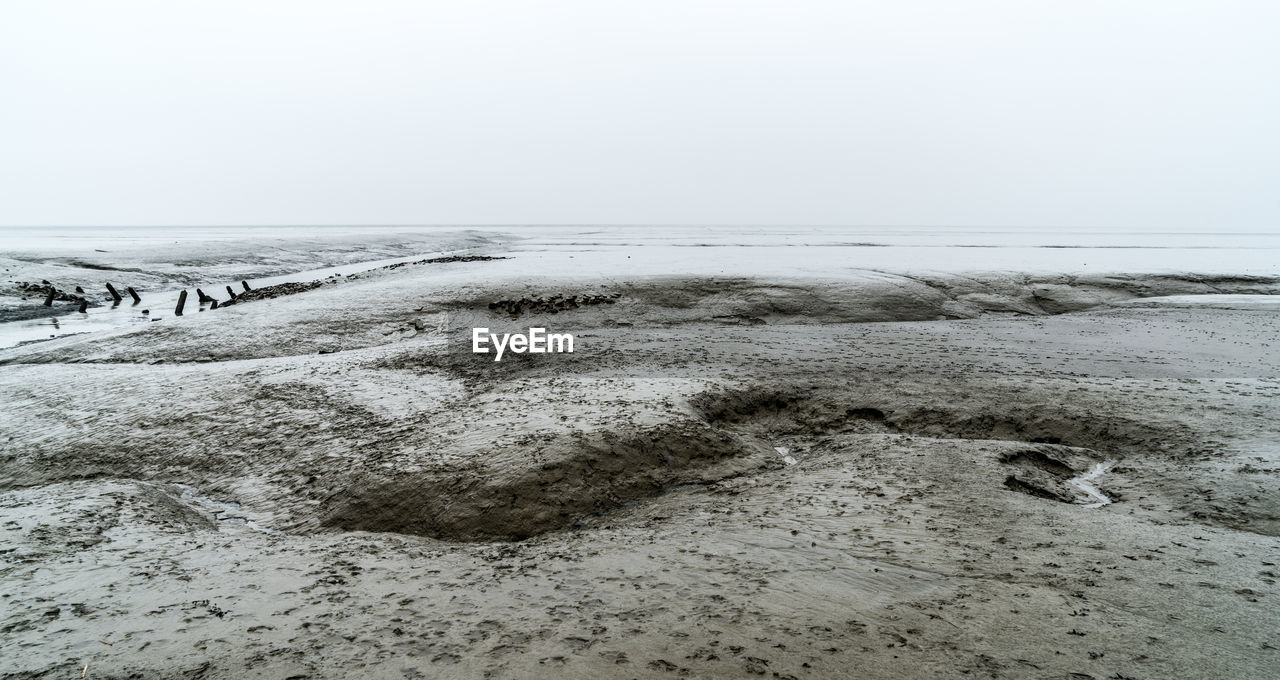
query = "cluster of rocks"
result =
(488, 293, 620, 317)
(16, 281, 84, 303)
(232, 280, 330, 303)
(154, 280, 330, 313)
(382, 255, 507, 271)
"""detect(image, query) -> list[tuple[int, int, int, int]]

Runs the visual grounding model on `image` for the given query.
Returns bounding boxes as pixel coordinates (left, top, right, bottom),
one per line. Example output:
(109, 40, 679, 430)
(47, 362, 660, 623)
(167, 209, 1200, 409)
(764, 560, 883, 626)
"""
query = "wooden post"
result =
(241, 280, 251, 292)
(196, 288, 209, 302)
(225, 286, 238, 300)
(43, 289, 55, 306)
(106, 283, 123, 303)
(127, 287, 141, 304)
(75, 286, 85, 294)
(175, 290, 188, 316)
(78, 298, 88, 313)
(210, 299, 219, 310)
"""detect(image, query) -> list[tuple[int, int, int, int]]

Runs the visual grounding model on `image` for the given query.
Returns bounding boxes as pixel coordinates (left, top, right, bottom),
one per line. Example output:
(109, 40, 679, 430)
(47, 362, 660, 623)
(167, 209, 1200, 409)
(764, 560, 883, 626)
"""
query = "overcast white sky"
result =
(1, 1, 1277, 228)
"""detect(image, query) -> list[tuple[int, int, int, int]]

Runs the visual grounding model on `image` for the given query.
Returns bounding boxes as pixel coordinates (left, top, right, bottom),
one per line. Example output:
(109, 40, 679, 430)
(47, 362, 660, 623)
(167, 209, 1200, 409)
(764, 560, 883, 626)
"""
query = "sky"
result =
(1, 1, 1277, 228)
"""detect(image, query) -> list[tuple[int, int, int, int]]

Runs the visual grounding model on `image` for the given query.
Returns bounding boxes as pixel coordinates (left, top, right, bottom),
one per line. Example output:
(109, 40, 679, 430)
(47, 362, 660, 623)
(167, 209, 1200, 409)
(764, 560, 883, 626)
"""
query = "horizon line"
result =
(1, 223, 1270, 232)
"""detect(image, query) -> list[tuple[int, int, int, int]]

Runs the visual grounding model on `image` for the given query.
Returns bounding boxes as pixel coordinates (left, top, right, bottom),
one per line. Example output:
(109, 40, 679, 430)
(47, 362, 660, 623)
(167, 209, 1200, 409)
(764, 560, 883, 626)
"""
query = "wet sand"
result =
(1, 234, 1278, 679)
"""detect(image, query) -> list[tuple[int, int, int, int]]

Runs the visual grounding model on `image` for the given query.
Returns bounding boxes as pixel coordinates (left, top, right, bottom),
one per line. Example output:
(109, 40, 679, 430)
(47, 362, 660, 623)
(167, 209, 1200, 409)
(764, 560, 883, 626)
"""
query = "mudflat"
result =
(1, 232, 1278, 679)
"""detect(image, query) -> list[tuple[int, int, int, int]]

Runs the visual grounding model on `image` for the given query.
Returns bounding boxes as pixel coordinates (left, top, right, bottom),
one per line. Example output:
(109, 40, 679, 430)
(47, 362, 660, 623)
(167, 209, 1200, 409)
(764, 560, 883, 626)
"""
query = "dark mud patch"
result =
(1000, 449, 1076, 477)
(379, 254, 508, 271)
(693, 390, 810, 426)
(692, 390, 897, 435)
(691, 386, 1199, 460)
(488, 293, 620, 318)
(321, 425, 772, 541)
(0, 304, 92, 324)
(1002, 475, 1074, 503)
(60, 261, 156, 277)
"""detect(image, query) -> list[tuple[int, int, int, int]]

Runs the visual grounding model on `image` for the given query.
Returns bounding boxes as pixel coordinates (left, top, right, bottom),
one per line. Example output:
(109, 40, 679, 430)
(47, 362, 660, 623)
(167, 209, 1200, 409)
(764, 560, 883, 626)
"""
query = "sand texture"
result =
(1, 232, 1278, 679)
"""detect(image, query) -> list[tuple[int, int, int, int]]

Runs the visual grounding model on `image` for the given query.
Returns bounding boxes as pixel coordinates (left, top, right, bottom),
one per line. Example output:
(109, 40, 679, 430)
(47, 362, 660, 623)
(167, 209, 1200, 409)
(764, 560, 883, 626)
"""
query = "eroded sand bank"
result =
(1, 234, 1278, 679)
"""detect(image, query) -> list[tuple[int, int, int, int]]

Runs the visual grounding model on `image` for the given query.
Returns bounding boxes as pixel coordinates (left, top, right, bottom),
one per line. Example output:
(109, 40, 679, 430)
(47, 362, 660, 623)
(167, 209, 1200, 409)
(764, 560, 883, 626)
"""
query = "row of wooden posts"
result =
(46, 280, 253, 316)
(174, 281, 253, 316)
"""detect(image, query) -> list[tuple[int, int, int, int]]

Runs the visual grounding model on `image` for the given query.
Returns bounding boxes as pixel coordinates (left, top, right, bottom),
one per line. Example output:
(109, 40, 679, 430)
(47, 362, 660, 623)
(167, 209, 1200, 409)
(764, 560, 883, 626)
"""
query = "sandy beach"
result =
(0, 227, 1277, 678)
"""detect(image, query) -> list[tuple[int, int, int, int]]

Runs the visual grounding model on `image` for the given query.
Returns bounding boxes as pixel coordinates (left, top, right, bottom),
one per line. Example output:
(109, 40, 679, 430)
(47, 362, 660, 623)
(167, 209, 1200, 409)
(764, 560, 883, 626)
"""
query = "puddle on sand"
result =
(172, 484, 281, 535)
(1068, 460, 1115, 509)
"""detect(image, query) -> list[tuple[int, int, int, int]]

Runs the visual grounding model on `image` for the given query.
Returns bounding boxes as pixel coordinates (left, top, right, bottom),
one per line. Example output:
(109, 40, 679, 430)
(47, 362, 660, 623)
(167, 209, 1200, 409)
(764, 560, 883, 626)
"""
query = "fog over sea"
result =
(5, 224, 1279, 272)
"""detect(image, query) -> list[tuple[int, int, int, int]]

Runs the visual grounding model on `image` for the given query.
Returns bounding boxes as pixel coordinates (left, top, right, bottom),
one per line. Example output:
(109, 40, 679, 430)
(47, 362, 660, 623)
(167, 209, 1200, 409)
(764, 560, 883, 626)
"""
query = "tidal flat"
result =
(1, 226, 1278, 679)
